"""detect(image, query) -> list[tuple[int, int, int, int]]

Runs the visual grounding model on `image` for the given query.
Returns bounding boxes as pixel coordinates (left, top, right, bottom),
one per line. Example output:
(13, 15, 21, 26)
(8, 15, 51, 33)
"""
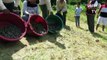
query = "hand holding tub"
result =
(2, 9, 10, 14)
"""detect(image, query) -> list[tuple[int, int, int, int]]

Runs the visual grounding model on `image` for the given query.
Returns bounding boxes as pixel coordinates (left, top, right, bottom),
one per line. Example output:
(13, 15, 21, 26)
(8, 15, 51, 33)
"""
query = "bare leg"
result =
(102, 25, 105, 31)
(96, 24, 99, 31)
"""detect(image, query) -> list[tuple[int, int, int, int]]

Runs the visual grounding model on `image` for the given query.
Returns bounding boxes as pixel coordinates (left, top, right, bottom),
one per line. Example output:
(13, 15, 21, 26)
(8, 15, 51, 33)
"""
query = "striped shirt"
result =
(100, 4, 107, 17)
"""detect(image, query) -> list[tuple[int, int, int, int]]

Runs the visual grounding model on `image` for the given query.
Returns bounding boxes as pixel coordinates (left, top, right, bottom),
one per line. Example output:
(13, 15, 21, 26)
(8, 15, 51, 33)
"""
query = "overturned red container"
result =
(27, 15, 48, 36)
(0, 13, 27, 42)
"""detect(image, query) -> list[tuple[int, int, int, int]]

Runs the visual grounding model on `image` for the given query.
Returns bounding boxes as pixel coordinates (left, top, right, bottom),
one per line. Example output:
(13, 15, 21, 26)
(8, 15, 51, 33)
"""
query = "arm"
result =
(98, 8, 101, 14)
(23, 1, 29, 15)
(14, 0, 21, 14)
(14, 0, 20, 7)
(91, 1, 99, 10)
(35, 5, 39, 15)
(64, 1, 67, 10)
(56, 0, 60, 12)
(45, 0, 53, 15)
(0, 0, 10, 14)
(93, 1, 98, 7)
(97, 6, 102, 18)
(74, 7, 77, 16)
(45, 0, 52, 12)
(61, 0, 67, 12)
(0, 0, 6, 10)
(80, 7, 83, 13)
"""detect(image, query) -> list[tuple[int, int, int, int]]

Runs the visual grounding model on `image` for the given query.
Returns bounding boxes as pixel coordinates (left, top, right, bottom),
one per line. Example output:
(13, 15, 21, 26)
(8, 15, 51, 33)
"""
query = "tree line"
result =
(51, 0, 107, 5)
(21, 0, 107, 5)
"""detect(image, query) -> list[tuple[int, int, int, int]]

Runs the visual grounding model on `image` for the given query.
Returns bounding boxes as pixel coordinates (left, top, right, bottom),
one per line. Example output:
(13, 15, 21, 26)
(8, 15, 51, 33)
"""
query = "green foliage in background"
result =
(51, 0, 107, 5)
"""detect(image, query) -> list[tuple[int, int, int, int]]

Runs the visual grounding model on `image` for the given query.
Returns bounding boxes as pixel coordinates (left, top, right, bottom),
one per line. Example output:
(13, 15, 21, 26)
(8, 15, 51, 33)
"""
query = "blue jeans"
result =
(75, 16, 80, 27)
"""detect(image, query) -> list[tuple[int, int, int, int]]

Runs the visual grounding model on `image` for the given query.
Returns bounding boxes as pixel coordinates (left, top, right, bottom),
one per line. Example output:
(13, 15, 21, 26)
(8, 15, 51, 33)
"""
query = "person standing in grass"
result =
(0, 0, 20, 14)
(22, 0, 39, 21)
(56, 0, 67, 26)
(86, 0, 99, 33)
(96, 0, 107, 31)
(75, 2, 82, 27)
(39, 0, 53, 19)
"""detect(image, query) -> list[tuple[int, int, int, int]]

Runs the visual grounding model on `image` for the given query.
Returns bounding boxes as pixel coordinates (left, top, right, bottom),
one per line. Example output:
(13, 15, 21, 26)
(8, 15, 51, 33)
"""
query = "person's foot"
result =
(76, 26, 80, 28)
(78, 26, 80, 28)
(90, 30, 94, 33)
(102, 29, 104, 32)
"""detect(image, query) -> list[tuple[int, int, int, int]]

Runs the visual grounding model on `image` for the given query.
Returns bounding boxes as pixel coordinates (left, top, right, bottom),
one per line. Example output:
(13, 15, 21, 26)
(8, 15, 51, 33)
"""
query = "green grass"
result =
(0, 5, 107, 60)
(20, 1, 23, 17)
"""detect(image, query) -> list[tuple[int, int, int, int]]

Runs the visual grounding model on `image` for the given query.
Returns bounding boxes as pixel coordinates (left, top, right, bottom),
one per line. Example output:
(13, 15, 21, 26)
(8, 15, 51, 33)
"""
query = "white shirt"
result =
(39, 0, 52, 12)
(0, 0, 20, 10)
(88, 1, 99, 8)
(56, 0, 67, 12)
(23, 1, 39, 15)
(75, 7, 82, 16)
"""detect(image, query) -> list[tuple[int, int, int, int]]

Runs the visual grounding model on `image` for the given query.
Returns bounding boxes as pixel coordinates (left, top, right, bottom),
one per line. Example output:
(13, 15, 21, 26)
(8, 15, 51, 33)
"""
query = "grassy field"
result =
(0, 5, 107, 60)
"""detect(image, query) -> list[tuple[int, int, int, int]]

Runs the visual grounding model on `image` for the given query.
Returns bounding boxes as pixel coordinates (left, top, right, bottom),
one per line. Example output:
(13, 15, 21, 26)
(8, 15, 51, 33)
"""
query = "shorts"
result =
(97, 16, 107, 26)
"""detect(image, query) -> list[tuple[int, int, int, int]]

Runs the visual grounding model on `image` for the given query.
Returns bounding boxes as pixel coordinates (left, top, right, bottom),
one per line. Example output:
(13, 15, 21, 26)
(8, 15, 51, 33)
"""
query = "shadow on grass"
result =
(78, 27, 88, 31)
(0, 41, 25, 60)
(25, 35, 42, 45)
(64, 25, 71, 31)
(46, 33, 66, 49)
(91, 32, 107, 40)
(26, 32, 66, 49)
(99, 31, 107, 34)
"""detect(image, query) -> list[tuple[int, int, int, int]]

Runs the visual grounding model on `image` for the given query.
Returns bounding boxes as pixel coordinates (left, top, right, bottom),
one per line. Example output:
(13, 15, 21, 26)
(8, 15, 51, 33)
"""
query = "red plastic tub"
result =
(27, 15, 48, 36)
(0, 13, 27, 42)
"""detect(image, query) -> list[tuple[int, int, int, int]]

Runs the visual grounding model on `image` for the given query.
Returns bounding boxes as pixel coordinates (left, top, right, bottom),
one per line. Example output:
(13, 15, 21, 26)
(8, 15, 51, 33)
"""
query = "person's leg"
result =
(102, 25, 105, 31)
(96, 17, 102, 31)
(63, 11, 67, 26)
(87, 15, 91, 32)
(40, 4, 49, 19)
(102, 17, 107, 31)
(87, 14, 95, 33)
(90, 15, 95, 32)
(96, 24, 99, 31)
(78, 16, 80, 27)
(76, 16, 79, 27)
(75, 16, 78, 27)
